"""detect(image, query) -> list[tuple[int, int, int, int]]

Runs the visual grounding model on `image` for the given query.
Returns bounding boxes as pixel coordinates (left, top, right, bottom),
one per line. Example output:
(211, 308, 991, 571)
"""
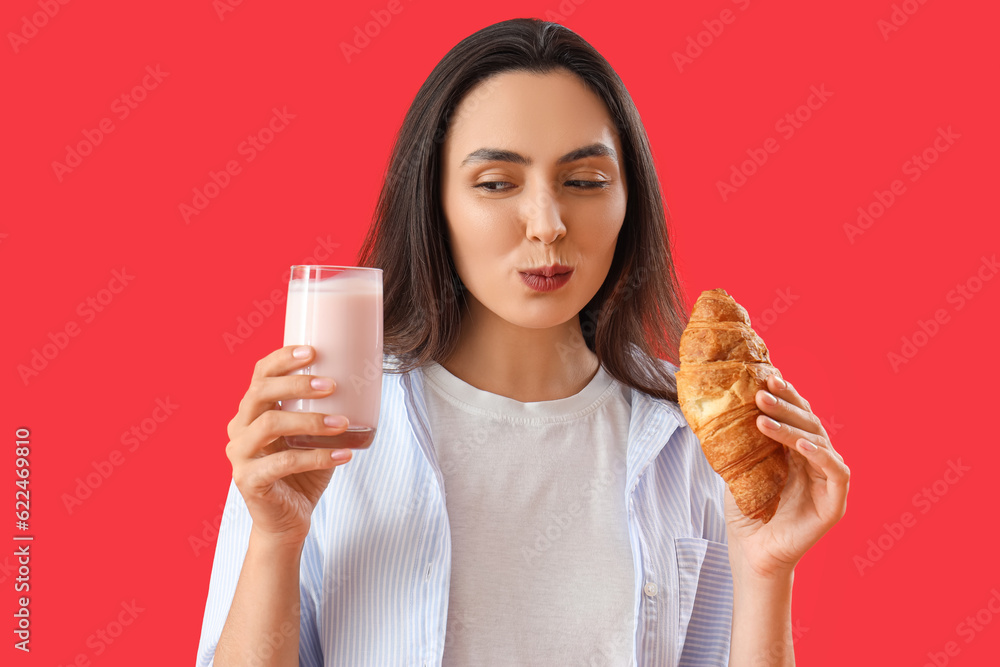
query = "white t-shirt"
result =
(421, 360, 635, 666)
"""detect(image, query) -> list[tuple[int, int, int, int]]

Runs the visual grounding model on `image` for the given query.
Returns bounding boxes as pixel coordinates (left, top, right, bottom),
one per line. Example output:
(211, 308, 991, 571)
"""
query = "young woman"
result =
(197, 18, 849, 667)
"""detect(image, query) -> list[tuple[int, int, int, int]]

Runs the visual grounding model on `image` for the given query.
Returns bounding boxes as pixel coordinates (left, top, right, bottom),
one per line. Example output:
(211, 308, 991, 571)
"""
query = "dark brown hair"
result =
(358, 18, 687, 402)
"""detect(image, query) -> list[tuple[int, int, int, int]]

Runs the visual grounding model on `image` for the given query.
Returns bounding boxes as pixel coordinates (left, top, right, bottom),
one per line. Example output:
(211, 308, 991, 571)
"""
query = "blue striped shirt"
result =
(195, 359, 734, 666)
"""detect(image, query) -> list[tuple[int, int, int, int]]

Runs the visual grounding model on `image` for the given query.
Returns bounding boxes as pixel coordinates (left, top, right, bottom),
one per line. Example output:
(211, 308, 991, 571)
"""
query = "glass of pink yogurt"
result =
(279, 265, 383, 449)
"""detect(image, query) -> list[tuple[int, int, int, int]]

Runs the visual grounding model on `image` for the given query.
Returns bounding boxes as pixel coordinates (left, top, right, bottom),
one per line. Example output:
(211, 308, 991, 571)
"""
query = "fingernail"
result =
(760, 391, 777, 406)
(324, 415, 348, 428)
(311, 378, 334, 391)
(761, 416, 780, 430)
(293, 346, 311, 359)
(772, 375, 786, 390)
(797, 439, 818, 452)
(331, 449, 351, 461)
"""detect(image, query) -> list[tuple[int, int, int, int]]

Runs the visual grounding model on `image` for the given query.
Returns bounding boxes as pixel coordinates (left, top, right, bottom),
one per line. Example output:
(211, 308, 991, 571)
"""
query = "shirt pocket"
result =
(673, 536, 734, 667)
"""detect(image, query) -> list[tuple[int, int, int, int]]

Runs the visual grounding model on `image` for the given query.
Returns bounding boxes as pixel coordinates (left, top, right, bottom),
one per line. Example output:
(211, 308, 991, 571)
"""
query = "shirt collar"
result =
(394, 358, 686, 503)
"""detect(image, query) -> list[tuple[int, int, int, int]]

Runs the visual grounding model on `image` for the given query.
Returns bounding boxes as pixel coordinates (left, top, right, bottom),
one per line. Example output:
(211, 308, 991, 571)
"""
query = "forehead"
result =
(443, 69, 620, 160)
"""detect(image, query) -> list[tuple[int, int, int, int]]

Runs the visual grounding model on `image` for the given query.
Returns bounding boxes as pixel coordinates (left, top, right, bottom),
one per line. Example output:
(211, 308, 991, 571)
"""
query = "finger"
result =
(250, 374, 337, 408)
(252, 345, 317, 382)
(791, 437, 850, 520)
(756, 413, 831, 458)
(766, 373, 811, 413)
(763, 374, 845, 464)
(755, 389, 827, 439)
(232, 374, 337, 435)
(229, 346, 324, 435)
(236, 447, 353, 493)
(227, 409, 350, 462)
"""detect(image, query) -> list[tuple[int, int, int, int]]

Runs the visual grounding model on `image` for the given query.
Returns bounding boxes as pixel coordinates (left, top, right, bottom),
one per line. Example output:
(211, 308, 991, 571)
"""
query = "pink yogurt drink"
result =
(280, 266, 383, 449)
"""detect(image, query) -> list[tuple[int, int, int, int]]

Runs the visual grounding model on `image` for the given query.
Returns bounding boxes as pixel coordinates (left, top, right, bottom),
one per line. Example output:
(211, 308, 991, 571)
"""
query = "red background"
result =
(3, 0, 998, 664)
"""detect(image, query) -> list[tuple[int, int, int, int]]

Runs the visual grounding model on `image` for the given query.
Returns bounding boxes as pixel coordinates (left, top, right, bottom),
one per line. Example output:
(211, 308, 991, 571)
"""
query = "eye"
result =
(565, 180, 610, 189)
(473, 180, 610, 192)
(474, 181, 513, 192)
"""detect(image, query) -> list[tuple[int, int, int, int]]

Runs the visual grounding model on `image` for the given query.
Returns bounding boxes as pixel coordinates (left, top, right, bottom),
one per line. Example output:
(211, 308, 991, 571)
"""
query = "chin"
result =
(501, 301, 583, 330)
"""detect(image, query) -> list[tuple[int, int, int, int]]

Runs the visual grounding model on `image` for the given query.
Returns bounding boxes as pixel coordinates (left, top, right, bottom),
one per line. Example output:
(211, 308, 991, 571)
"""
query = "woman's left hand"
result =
(723, 372, 851, 581)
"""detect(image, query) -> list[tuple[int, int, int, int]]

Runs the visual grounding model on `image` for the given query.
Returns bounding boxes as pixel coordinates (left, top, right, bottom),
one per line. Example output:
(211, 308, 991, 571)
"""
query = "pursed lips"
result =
(520, 264, 572, 277)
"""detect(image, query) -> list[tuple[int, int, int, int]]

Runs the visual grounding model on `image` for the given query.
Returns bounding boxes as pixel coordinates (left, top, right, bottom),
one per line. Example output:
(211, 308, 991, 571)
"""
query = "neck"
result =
(438, 298, 600, 402)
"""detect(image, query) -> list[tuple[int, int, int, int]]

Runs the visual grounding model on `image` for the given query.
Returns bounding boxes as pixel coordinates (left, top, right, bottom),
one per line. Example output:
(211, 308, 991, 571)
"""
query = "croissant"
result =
(676, 288, 788, 523)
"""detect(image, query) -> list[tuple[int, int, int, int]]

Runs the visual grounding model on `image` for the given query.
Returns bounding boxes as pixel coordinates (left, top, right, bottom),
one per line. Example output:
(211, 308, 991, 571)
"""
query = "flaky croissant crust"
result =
(676, 289, 788, 522)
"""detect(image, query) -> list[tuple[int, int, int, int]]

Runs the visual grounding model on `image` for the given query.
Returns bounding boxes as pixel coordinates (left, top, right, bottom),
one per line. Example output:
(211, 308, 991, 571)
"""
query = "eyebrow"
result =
(459, 142, 617, 168)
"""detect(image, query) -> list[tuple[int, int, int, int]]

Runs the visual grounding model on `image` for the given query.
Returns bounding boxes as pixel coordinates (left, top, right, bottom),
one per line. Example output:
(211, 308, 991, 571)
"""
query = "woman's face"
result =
(440, 68, 627, 332)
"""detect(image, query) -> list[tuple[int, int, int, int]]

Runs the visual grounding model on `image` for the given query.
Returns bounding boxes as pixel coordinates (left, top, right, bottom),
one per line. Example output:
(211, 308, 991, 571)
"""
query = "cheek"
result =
(577, 197, 626, 252)
(446, 207, 520, 279)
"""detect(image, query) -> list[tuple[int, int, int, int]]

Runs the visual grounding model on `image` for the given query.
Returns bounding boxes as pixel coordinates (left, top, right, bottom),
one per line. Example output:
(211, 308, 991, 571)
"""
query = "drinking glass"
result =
(279, 265, 383, 449)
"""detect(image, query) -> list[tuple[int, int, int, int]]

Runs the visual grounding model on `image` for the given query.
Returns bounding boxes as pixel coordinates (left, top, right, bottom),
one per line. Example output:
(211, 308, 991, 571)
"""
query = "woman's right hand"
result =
(226, 344, 353, 546)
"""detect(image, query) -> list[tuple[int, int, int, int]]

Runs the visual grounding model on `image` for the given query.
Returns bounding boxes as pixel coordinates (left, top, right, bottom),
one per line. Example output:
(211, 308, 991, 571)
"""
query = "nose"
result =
(522, 185, 566, 245)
